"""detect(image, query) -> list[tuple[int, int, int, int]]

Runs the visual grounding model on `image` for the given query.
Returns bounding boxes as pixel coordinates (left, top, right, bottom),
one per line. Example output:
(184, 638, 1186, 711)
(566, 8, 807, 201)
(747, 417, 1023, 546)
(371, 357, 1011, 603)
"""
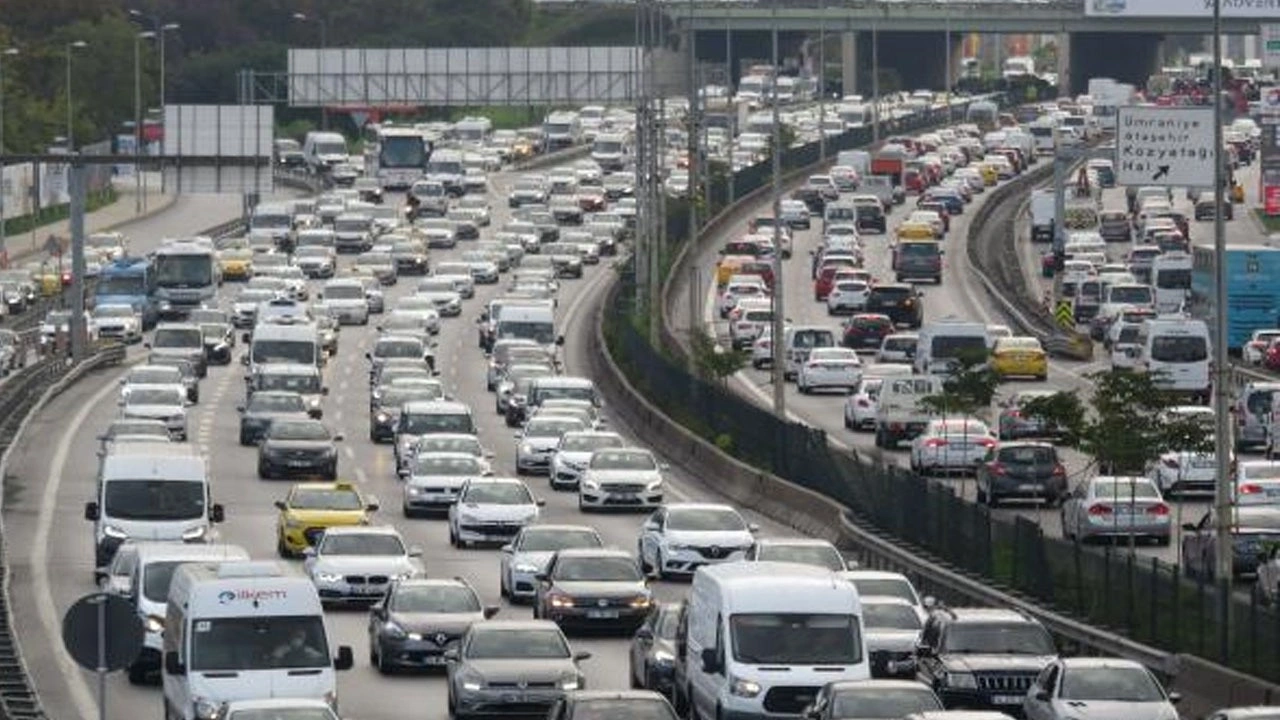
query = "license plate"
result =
(289, 460, 312, 468)
(1018, 484, 1040, 492)
(355, 585, 384, 595)
(993, 695, 1023, 705)
(1191, 458, 1215, 469)
(587, 610, 620, 619)
(882, 300, 899, 306)
(424, 655, 446, 665)
(1267, 488, 1280, 498)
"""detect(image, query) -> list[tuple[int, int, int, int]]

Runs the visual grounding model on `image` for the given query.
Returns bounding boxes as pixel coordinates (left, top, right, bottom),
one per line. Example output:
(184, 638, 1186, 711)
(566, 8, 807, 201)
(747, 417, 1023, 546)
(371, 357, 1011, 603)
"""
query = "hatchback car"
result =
(1060, 475, 1171, 545)
(533, 548, 652, 632)
(636, 503, 758, 580)
(304, 525, 423, 605)
(445, 620, 590, 720)
(499, 524, 604, 603)
(367, 577, 497, 673)
(797, 347, 864, 394)
(909, 418, 997, 476)
(578, 447, 665, 511)
(448, 477, 544, 547)
(842, 313, 895, 352)
(257, 418, 342, 480)
(975, 441, 1067, 508)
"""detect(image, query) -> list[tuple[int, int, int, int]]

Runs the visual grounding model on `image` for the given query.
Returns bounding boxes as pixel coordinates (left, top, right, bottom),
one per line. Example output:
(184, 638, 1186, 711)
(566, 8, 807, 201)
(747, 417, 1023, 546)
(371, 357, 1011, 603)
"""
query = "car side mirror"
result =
(366, 501, 380, 512)
(365, 352, 373, 361)
(1168, 692, 1182, 704)
(1182, 522, 1198, 532)
(164, 651, 186, 675)
(916, 643, 933, 657)
(332, 434, 344, 442)
(210, 504, 225, 523)
(334, 645, 354, 671)
(555, 335, 565, 346)
(443, 648, 460, 662)
(321, 387, 330, 396)
(500, 544, 514, 553)
(142, 342, 152, 349)
(634, 627, 654, 640)
(302, 547, 316, 558)
(535, 498, 546, 507)
(700, 647, 720, 674)
(484, 605, 500, 619)
(240, 355, 249, 366)
(923, 595, 937, 609)
(84, 502, 100, 521)
(273, 500, 286, 511)
(308, 408, 323, 419)
(748, 523, 760, 534)
(573, 651, 592, 662)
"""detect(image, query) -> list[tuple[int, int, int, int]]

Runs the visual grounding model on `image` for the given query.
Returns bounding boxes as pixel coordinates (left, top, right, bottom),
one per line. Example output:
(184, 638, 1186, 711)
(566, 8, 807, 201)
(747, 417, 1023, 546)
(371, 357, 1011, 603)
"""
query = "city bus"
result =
(154, 239, 221, 320)
(372, 125, 431, 190)
(1189, 244, 1280, 352)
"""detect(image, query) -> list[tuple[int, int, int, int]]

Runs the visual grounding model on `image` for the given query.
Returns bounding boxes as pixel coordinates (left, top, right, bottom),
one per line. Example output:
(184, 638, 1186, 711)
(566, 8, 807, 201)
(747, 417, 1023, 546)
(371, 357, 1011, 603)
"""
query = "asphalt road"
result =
(1, 165, 802, 720)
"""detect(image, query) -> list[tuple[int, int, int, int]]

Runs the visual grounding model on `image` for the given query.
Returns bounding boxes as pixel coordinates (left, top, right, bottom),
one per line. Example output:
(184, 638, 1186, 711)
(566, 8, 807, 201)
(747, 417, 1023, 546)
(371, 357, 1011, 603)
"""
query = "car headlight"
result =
(513, 561, 539, 573)
(558, 676, 580, 691)
(193, 697, 220, 720)
(945, 671, 978, 689)
(520, 443, 535, 455)
(314, 571, 343, 583)
(382, 621, 407, 639)
(582, 479, 600, 491)
(459, 670, 484, 692)
(730, 675, 762, 698)
(144, 615, 165, 634)
(652, 649, 675, 665)
(630, 595, 653, 608)
(182, 525, 208, 541)
(646, 479, 664, 491)
(666, 542, 690, 551)
(102, 525, 128, 539)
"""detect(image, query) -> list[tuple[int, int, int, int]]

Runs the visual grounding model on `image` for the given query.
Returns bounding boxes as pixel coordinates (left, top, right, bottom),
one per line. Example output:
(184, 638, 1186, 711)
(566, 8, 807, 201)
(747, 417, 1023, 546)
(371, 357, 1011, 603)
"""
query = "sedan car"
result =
(842, 313, 895, 352)
(367, 577, 498, 673)
(274, 481, 379, 558)
(118, 386, 190, 440)
(841, 570, 931, 624)
(1182, 505, 1280, 579)
(743, 538, 847, 571)
(1021, 657, 1180, 720)
(533, 548, 652, 632)
(908, 418, 997, 476)
(515, 415, 590, 476)
(237, 391, 315, 446)
(803, 680, 943, 720)
(578, 447, 665, 511)
(1062, 475, 1171, 546)
(863, 597, 925, 678)
(636, 503, 758, 580)
(796, 347, 864, 394)
(304, 525, 423, 605)
(448, 477, 544, 547)
(991, 336, 1049, 381)
(996, 389, 1063, 440)
(826, 279, 871, 315)
(91, 304, 143, 344)
(403, 452, 493, 517)
(96, 419, 171, 456)
(975, 441, 1067, 508)
(629, 603, 682, 698)
(257, 418, 342, 480)
(500, 524, 605, 603)
(1235, 460, 1280, 506)
(445, 620, 590, 720)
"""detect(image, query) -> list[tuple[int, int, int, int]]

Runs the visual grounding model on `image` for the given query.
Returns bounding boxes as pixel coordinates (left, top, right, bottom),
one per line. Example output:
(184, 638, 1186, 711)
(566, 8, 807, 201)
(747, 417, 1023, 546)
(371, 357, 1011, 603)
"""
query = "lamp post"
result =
(0, 47, 17, 265)
(65, 40, 88, 152)
(129, 11, 180, 193)
(135, 31, 155, 212)
(293, 12, 330, 131)
(769, 0, 787, 419)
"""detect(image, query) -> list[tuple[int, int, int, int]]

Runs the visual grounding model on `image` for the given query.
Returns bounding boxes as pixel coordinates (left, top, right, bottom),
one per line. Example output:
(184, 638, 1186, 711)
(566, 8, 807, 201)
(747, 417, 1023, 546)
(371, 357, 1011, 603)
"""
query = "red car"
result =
(842, 313, 894, 351)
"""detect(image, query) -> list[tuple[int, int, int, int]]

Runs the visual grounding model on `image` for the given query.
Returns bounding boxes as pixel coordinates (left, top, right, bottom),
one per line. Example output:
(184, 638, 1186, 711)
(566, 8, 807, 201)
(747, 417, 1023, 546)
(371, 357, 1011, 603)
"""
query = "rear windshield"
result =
(898, 243, 938, 257)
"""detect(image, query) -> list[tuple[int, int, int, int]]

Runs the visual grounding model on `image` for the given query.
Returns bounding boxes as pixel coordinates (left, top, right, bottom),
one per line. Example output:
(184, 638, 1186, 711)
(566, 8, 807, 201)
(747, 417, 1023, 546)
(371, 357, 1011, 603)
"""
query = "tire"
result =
(239, 432, 253, 446)
(655, 549, 669, 581)
(976, 484, 988, 504)
(375, 644, 393, 675)
(449, 525, 459, 548)
(276, 537, 292, 559)
(127, 663, 149, 685)
(639, 542, 653, 576)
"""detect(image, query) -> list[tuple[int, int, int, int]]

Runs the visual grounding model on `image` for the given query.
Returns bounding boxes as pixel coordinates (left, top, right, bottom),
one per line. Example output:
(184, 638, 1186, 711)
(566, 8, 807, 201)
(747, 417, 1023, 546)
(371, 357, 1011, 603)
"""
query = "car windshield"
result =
(667, 508, 745, 532)
(325, 285, 365, 300)
(153, 328, 201, 348)
(400, 412, 473, 435)
(465, 628, 570, 660)
(1151, 335, 1208, 362)
(416, 436, 482, 455)
(999, 446, 1057, 464)
(757, 544, 844, 571)
(831, 688, 941, 719)
(943, 623, 1056, 654)
(104, 480, 204, 520)
(1091, 479, 1159, 500)
(1060, 666, 1164, 702)
(267, 421, 329, 441)
(257, 373, 321, 394)
(899, 243, 938, 257)
(731, 613, 862, 664)
(95, 305, 135, 318)
(190, 616, 329, 671)
(379, 387, 442, 407)
(320, 533, 404, 556)
(229, 710, 333, 720)
(461, 482, 532, 505)
(518, 529, 602, 552)
(252, 341, 317, 366)
(849, 577, 916, 603)
(552, 556, 641, 582)
(334, 219, 370, 233)
(126, 388, 183, 406)
(589, 450, 656, 471)
(414, 455, 481, 476)
(497, 321, 556, 344)
(525, 418, 583, 437)
(290, 488, 362, 511)
(863, 602, 923, 630)
(1109, 286, 1152, 304)
(248, 394, 307, 414)
(562, 700, 673, 720)
(560, 435, 624, 454)
(130, 368, 181, 385)
(390, 585, 481, 613)
(375, 340, 424, 358)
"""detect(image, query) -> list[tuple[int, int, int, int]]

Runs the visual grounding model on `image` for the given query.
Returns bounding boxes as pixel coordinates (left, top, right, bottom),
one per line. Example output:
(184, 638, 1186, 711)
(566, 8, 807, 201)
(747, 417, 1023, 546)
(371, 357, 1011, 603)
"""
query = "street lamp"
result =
(0, 47, 18, 265)
(135, 31, 156, 212)
(128, 12, 180, 113)
(293, 12, 330, 130)
(65, 40, 88, 152)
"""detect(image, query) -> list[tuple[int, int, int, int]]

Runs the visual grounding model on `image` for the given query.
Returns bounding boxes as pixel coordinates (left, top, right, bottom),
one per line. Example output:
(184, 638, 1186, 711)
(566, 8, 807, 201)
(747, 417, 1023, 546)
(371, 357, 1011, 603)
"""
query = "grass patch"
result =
(1254, 209, 1280, 233)
(0, 187, 118, 239)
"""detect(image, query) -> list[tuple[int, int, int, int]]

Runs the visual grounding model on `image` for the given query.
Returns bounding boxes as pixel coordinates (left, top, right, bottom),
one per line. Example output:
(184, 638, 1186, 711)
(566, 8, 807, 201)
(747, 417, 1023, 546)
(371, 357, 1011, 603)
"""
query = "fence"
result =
(604, 98, 1280, 686)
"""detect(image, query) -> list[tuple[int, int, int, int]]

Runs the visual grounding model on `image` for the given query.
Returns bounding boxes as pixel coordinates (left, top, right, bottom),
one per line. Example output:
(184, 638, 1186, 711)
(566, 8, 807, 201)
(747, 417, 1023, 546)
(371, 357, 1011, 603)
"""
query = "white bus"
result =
(154, 239, 221, 320)
(374, 126, 430, 190)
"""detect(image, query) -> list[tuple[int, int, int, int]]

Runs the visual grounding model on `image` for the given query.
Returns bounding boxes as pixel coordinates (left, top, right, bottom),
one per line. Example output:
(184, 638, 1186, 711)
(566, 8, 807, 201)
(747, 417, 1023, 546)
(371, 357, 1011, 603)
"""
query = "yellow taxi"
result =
(715, 254, 755, 287)
(275, 480, 379, 558)
(896, 222, 936, 241)
(977, 162, 1000, 186)
(32, 265, 67, 296)
(511, 138, 537, 160)
(217, 248, 254, 281)
(991, 336, 1048, 381)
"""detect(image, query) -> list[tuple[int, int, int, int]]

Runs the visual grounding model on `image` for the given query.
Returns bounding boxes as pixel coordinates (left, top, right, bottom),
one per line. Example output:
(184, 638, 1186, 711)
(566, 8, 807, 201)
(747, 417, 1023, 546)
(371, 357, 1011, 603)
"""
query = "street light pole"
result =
(769, 0, 787, 419)
(65, 41, 87, 152)
(818, 0, 826, 160)
(293, 13, 330, 131)
(945, 0, 953, 123)
(135, 31, 155, 214)
(129, 11, 181, 194)
(0, 47, 17, 266)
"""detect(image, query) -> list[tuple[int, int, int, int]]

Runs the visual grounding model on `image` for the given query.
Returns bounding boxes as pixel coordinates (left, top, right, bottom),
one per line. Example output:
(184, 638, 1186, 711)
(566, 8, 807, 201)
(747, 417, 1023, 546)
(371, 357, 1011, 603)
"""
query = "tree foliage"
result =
(689, 328, 748, 384)
(919, 349, 1001, 419)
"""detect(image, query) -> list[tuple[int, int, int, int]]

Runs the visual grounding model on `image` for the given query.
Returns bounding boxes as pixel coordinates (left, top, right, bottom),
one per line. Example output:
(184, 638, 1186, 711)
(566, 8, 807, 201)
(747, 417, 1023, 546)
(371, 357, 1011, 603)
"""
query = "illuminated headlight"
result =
(460, 672, 484, 692)
(730, 676, 762, 698)
(945, 671, 978, 689)
(406, 486, 424, 495)
(102, 525, 128, 539)
(520, 443, 536, 455)
(513, 561, 539, 573)
(652, 649, 675, 665)
(629, 595, 653, 608)
(314, 571, 343, 583)
(382, 621, 407, 639)
(558, 676, 580, 691)
(646, 479, 664, 491)
(181, 525, 208, 541)
(145, 615, 165, 633)
(193, 698, 220, 720)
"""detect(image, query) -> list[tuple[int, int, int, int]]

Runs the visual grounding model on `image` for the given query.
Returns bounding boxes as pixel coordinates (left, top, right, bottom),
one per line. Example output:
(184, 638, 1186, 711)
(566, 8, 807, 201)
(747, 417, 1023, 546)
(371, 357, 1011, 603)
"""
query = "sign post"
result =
(1114, 106, 1215, 188)
(61, 592, 144, 720)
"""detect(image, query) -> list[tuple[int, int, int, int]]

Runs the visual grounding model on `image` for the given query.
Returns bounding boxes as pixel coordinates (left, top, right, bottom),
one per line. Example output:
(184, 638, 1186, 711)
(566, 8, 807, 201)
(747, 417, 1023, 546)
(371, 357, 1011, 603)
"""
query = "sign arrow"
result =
(1151, 165, 1170, 182)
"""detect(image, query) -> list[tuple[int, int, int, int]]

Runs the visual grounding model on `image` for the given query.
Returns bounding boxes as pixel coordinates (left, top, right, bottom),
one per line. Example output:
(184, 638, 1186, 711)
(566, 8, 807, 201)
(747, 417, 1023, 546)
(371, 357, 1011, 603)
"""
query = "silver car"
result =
(499, 524, 604, 603)
(402, 452, 492, 517)
(445, 620, 589, 719)
(1022, 657, 1180, 720)
(119, 386, 190, 440)
(1060, 475, 1171, 545)
(303, 525, 424, 605)
(548, 431, 625, 491)
(515, 416, 589, 476)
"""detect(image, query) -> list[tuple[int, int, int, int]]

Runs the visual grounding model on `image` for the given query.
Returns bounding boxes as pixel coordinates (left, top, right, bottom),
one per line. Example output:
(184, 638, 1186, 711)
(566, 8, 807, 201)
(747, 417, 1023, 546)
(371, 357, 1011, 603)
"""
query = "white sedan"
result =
(908, 418, 996, 476)
(796, 347, 863, 394)
(637, 503, 758, 580)
(1234, 459, 1280, 506)
(826, 279, 870, 315)
(447, 477, 543, 547)
(578, 447, 665, 511)
(718, 280, 769, 318)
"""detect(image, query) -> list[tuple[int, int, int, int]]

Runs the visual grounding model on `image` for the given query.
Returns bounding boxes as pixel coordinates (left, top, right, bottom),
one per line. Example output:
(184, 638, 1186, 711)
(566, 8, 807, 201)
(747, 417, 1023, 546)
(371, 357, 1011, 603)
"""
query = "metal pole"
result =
(634, 0, 647, 316)
(320, 19, 329, 132)
(159, 25, 167, 194)
(872, 23, 880, 144)
(0, 48, 14, 266)
(66, 47, 74, 152)
(725, 5, 735, 202)
(818, 0, 826, 160)
(69, 163, 86, 362)
(769, 1, 787, 419)
(1211, 0, 1233, 658)
(96, 593, 106, 720)
(688, 0, 699, 243)
(945, 1, 952, 123)
(134, 34, 143, 214)
(1052, 125, 1065, 269)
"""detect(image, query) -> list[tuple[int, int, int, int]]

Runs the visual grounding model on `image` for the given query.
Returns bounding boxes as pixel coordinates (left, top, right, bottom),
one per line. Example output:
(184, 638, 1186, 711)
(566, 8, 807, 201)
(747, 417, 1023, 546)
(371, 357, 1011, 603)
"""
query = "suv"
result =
(916, 607, 1058, 713)
(865, 283, 923, 328)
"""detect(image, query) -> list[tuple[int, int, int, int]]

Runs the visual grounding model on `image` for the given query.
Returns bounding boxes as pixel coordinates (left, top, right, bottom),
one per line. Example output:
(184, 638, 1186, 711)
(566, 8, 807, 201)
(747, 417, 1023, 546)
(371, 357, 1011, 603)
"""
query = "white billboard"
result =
(1086, 0, 1280, 17)
(161, 104, 274, 193)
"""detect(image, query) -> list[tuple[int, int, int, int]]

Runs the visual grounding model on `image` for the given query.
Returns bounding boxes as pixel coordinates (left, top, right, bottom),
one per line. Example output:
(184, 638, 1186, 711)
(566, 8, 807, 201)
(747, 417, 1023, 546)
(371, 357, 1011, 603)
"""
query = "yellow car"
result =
(218, 249, 254, 281)
(991, 336, 1048, 380)
(977, 162, 999, 186)
(275, 480, 379, 558)
(715, 254, 755, 287)
(896, 222, 936, 241)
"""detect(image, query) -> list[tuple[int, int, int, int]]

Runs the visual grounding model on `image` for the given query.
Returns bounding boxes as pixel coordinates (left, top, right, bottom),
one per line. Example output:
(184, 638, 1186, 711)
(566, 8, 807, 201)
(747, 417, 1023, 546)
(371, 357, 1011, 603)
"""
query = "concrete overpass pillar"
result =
(842, 31, 858, 97)
(1056, 32, 1071, 97)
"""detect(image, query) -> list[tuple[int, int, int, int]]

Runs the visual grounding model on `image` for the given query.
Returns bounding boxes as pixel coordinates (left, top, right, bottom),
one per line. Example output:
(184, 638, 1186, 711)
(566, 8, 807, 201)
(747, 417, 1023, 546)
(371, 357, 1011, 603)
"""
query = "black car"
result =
(916, 607, 1058, 713)
(257, 418, 343, 479)
(548, 691, 678, 720)
(367, 577, 498, 673)
(629, 603, 681, 697)
(856, 204, 887, 234)
(533, 549, 653, 633)
(975, 441, 1067, 508)
(864, 283, 923, 328)
(368, 385, 444, 443)
(238, 391, 315, 446)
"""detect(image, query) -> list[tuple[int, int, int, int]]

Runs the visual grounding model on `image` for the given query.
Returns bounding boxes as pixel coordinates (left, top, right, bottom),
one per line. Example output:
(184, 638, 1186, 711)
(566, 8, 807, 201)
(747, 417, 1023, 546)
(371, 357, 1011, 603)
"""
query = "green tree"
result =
(919, 348, 1001, 419)
(688, 328, 748, 385)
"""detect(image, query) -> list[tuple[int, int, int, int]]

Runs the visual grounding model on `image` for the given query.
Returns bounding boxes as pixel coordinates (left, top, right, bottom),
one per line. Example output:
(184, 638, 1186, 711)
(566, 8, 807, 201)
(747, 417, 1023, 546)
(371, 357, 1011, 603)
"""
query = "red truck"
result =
(871, 144, 909, 185)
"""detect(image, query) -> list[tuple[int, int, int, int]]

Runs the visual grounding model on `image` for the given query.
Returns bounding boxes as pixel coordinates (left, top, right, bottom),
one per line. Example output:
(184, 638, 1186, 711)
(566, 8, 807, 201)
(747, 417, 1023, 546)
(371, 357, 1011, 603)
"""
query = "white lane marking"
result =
(334, 409, 345, 424)
(355, 467, 369, 484)
(344, 446, 356, 460)
(32, 369, 126, 720)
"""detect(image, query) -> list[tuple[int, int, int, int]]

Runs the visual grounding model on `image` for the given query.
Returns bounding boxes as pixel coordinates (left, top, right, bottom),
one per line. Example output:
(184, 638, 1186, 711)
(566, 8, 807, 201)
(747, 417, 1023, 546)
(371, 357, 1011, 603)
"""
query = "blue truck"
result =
(94, 257, 158, 329)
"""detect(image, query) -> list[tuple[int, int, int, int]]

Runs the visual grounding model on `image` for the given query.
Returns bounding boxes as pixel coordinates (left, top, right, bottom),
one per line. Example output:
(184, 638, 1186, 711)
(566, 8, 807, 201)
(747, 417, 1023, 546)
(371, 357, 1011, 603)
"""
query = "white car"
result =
(320, 279, 370, 325)
(796, 347, 863, 394)
(304, 525, 424, 604)
(750, 329, 777, 369)
(402, 452, 492, 517)
(1245, 329, 1280, 366)
(844, 377, 885, 431)
(1148, 405, 1216, 498)
(718, 279, 769, 319)
(743, 537, 847, 571)
(119, 365, 187, 403)
(499, 524, 604, 603)
(578, 447, 665, 511)
(515, 416, 589, 475)
(908, 418, 996, 476)
(1234, 460, 1280, 506)
(826, 279, 870, 315)
(876, 333, 918, 364)
(119, 385, 190, 440)
(728, 297, 773, 350)
(294, 246, 337, 278)
(1020, 658, 1180, 720)
(91, 304, 143, 343)
(448, 477, 543, 547)
(840, 569, 931, 623)
(636, 503, 758, 580)
(779, 199, 811, 232)
(549, 430, 625, 491)
(415, 289, 464, 317)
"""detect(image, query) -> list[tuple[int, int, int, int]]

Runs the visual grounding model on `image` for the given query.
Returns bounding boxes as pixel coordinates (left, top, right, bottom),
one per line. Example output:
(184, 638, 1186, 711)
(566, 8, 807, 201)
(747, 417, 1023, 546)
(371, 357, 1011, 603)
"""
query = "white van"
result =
(914, 319, 990, 375)
(1150, 251, 1192, 314)
(1134, 317, 1211, 403)
(247, 322, 321, 374)
(126, 543, 250, 684)
(85, 442, 224, 572)
(301, 131, 349, 174)
(163, 561, 353, 720)
(682, 562, 869, 720)
(783, 325, 839, 380)
(495, 302, 563, 358)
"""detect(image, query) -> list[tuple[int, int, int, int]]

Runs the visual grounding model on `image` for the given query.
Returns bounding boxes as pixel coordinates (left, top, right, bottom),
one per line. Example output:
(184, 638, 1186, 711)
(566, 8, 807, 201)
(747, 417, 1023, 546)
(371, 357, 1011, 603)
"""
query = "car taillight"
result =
(976, 438, 997, 448)
(1146, 503, 1170, 516)
(988, 463, 1007, 476)
(924, 438, 948, 448)
(1241, 483, 1264, 495)
(1052, 464, 1066, 477)
(1088, 504, 1113, 516)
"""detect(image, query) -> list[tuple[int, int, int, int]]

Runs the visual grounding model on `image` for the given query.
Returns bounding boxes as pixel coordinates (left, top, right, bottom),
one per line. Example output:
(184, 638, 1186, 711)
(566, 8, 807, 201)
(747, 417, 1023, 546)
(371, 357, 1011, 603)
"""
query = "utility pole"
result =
(634, 0, 649, 322)
(687, 0, 699, 253)
(769, 0, 787, 418)
(0, 47, 17, 266)
(69, 163, 86, 361)
(1210, 0, 1233, 661)
(872, 23, 881, 144)
(724, 3, 735, 203)
(818, 0, 827, 160)
(944, 0, 953, 123)
(65, 41, 88, 152)
(135, 31, 155, 215)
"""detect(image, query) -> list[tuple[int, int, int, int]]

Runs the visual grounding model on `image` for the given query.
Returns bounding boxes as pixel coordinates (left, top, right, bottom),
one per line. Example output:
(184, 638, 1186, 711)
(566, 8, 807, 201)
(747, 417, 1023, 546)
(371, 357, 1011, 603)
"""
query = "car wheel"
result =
(449, 525, 459, 547)
(976, 483, 988, 504)
(375, 645, 393, 675)
(239, 432, 253, 446)
(257, 463, 271, 480)
(276, 537, 292, 559)
(127, 663, 149, 685)
(639, 542, 653, 575)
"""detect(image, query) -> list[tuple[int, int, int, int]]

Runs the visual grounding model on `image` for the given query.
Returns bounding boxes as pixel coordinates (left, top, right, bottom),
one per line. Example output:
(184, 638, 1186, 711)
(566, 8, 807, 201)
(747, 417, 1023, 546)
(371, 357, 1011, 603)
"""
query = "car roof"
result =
(552, 547, 634, 560)
(322, 524, 400, 537)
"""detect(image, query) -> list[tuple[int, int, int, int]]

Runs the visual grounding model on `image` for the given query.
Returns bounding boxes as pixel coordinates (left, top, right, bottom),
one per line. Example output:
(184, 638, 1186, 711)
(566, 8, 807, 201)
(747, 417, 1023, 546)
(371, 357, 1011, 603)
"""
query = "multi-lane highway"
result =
(1, 159, 810, 720)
